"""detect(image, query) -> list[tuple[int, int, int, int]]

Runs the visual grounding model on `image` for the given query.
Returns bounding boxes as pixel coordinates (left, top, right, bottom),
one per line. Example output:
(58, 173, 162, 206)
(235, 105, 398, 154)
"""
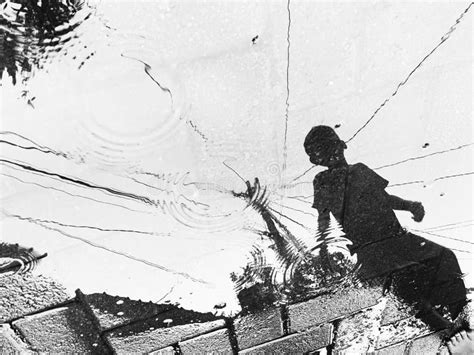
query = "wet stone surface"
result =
(80, 291, 176, 331)
(233, 306, 284, 350)
(376, 315, 431, 349)
(0, 273, 70, 322)
(333, 298, 387, 353)
(105, 309, 225, 353)
(179, 328, 233, 354)
(374, 342, 408, 355)
(12, 303, 109, 353)
(288, 286, 382, 332)
(239, 323, 332, 354)
(149, 346, 176, 355)
(0, 324, 33, 353)
(407, 331, 445, 355)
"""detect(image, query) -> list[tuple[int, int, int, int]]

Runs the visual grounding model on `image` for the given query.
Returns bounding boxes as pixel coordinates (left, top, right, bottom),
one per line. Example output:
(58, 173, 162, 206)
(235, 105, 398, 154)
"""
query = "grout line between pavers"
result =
(293, 301, 382, 333)
(178, 321, 228, 343)
(404, 339, 414, 355)
(280, 303, 290, 335)
(172, 342, 182, 354)
(8, 320, 35, 352)
(327, 319, 341, 355)
(4, 321, 35, 352)
(6, 298, 76, 323)
(100, 307, 176, 336)
(75, 289, 115, 354)
(225, 317, 239, 355)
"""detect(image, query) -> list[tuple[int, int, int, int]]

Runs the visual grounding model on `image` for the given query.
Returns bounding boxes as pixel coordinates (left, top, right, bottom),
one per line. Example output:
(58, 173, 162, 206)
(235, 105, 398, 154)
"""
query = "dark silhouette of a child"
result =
(304, 125, 467, 329)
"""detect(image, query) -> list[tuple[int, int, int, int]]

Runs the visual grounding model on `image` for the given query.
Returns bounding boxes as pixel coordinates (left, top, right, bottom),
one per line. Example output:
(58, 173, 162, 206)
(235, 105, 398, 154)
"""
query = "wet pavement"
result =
(1, 0, 473, 331)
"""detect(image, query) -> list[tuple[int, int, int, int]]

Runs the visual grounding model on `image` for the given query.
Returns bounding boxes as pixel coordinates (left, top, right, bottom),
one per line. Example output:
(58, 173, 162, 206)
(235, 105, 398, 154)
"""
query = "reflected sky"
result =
(1, 0, 472, 315)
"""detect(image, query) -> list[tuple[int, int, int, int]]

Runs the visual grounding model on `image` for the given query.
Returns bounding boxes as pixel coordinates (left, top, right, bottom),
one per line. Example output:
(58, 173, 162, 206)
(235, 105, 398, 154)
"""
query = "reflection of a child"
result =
(304, 125, 467, 328)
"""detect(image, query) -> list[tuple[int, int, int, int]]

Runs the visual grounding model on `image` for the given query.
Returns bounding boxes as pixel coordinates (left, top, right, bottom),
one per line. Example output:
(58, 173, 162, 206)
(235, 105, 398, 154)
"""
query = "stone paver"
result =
(407, 331, 444, 355)
(149, 346, 176, 354)
(78, 290, 175, 331)
(374, 342, 407, 355)
(179, 328, 233, 354)
(0, 324, 33, 353)
(234, 307, 283, 350)
(105, 308, 225, 354)
(376, 315, 430, 349)
(288, 287, 381, 332)
(0, 273, 70, 322)
(239, 323, 332, 354)
(12, 303, 109, 353)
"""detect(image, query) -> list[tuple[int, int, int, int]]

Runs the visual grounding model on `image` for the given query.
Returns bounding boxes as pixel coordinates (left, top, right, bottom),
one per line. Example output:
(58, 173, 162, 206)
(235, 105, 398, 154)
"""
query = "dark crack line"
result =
(180, 195, 211, 209)
(269, 200, 315, 217)
(130, 177, 166, 192)
(16, 216, 169, 237)
(412, 228, 474, 246)
(374, 143, 474, 170)
(2, 211, 209, 284)
(288, 141, 472, 187)
(156, 284, 176, 303)
(419, 223, 474, 233)
(267, 205, 314, 232)
(388, 171, 474, 187)
(186, 119, 210, 142)
(130, 176, 210, 209)
(346, 2, 473, 143)
(287, 166, 315, 185)
(0, 172, 149, 214)
(423, 219, 474, 231)
(282, 0, 291, 175)
(0, 159, 155, 206)
(120, 53, 174, 106)
(0, 131, 70, 159)
(133, 170, 184, 184)
(223, 160, 246, 184)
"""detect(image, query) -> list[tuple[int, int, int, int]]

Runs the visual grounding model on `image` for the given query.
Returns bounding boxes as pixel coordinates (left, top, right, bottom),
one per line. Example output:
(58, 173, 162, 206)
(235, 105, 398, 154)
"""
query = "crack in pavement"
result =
(346, 2, 473, 143)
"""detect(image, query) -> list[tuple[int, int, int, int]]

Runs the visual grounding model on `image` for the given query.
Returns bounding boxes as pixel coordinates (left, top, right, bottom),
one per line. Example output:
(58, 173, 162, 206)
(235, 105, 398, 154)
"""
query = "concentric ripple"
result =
(0, 0, 93, 85)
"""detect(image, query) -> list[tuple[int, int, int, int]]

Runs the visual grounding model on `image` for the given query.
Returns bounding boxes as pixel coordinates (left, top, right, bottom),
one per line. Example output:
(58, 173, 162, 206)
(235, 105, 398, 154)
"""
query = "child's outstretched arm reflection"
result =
(387, 194, 425, 222)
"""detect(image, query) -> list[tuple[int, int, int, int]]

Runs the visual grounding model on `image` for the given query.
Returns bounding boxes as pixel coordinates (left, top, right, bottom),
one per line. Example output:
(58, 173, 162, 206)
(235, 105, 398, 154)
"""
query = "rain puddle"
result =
(1, 0, 472, 320)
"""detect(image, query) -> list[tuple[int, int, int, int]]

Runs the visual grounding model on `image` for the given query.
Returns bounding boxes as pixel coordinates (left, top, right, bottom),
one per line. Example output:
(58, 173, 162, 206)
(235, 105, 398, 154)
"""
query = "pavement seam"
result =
(280, 303, 290, 335)
(5, 298, 76, 323)
(75, 289, 115, 354)
(225, 316, 239, 354)
(4, 321, 34, 352)
(327, 319, 340, 355)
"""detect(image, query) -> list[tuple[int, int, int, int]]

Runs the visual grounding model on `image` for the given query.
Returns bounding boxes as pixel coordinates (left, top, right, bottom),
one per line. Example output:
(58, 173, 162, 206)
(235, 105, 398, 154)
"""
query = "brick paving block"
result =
(374, 342, 408, 355)
(376, 315, 430, 349)
(12, 303, 109, 353)
(149, 346, 176, 354)
(0, 273, 70, 322)
(407, 331, 444, 355)
(180, 328, 233, 354)
(234, 307, 283, 350)
(334, 298, 386, 353)
(239, 323, 332, 354)
(0, 324, 33, 353)
(105, 308, 224, 354)
(288, 287, 381, 332)
(78, 290, 175, 331)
